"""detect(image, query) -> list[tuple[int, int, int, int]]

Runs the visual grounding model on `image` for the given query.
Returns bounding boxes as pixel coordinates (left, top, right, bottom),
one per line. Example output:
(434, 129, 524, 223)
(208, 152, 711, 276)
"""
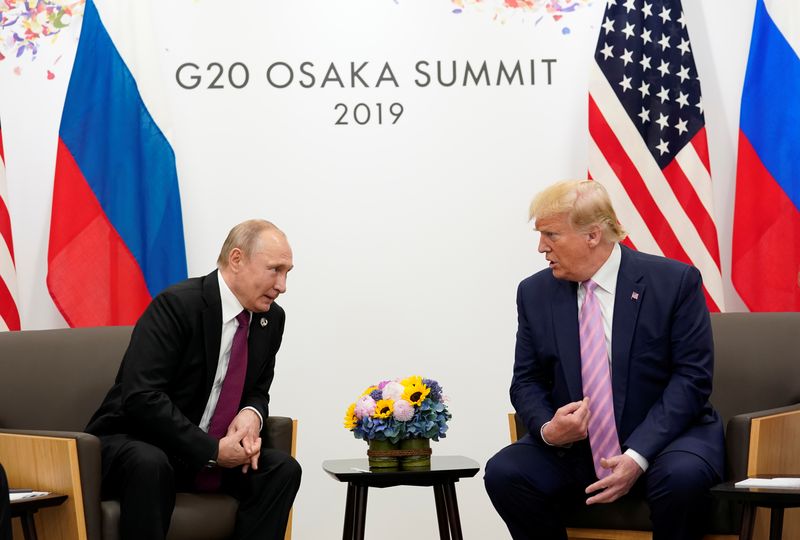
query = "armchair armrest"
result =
(0, 429, 96, 539)
(262, 416, 297, 457)
(725, 403, 800, 481)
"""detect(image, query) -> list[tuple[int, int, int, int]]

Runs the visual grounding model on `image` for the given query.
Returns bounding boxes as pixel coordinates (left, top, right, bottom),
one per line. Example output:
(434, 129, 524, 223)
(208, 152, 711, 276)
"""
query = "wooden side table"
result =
(323, 455, 480, 540)
(711, 481, 800, 540)
(10, 493, 68, 540)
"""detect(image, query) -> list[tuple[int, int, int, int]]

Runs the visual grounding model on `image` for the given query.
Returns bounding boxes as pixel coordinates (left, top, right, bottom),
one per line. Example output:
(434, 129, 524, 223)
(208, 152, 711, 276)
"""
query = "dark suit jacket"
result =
(86, 270, 286, 470)
(510, 245, 724, 476)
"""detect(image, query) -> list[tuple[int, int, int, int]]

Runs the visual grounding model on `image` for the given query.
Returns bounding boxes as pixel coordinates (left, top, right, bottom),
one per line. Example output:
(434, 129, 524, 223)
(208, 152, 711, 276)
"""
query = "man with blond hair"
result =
(87, 219, 301, 540)
(485, 181, 723, 540)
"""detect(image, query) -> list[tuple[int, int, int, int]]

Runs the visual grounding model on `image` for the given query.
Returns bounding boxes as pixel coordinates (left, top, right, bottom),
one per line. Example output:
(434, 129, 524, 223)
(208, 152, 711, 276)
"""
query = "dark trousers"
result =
(484, 434, 719, 540)
(0, 463, 11, 540)
(100, 435, 301, 540)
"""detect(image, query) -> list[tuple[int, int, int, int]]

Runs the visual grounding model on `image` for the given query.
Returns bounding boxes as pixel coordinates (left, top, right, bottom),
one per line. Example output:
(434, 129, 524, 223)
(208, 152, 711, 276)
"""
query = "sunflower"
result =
(343, 403, 357, 429)
(401, 375, 430, 406)
(373, 399, 395, 419)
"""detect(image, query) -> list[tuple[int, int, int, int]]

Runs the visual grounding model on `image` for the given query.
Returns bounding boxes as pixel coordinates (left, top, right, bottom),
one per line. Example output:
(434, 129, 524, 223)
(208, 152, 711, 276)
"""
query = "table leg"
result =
(768, 507, 784, 540)
(21, 511, 38, 540)
(433, 484, 451, 540)
(443, 481, 463, 540)
(342, 483, 355, 540)
(739, 504, 755, 540)
(352, 485, 368, 540)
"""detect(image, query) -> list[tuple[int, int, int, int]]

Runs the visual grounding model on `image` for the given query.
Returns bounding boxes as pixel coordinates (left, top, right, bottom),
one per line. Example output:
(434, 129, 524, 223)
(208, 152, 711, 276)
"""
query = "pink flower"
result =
(354, 395, 376, 419)
(392, 399, 414, 422)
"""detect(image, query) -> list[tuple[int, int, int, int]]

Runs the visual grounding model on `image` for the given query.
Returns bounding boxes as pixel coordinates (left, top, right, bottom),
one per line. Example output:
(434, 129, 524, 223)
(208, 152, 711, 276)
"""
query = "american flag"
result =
(0, 118, 21, 331)
(588, 0, 724, 312)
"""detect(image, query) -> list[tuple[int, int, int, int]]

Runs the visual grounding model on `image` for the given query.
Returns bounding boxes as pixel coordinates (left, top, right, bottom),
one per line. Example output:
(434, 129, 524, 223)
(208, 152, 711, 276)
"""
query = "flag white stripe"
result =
(765, 0, 800, 60)
(674, 143, 715, 220)
(590, 63, 725, 309)
(0, 239, 18, 306)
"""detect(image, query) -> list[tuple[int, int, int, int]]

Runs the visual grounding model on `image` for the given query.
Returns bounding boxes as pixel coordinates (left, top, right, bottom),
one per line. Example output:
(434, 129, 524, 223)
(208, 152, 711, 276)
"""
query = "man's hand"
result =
(542, 397, 591, 446)
(585, 454, 644, 504)
(227, 409, 262, 473)
(216, 425, 252, 468)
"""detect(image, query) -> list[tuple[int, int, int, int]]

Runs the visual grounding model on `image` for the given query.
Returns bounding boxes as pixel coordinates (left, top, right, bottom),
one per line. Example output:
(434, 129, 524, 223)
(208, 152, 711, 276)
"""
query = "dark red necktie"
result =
(196, 310, 250, 492)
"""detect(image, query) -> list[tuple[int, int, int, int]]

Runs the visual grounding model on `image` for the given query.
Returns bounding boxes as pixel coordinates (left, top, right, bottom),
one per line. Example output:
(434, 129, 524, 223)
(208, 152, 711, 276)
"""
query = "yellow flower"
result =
(343, 403, 357, 429)
(373, 399, 395, 419)
(401, 375, 430, 406)
(360, 385, 378, 397)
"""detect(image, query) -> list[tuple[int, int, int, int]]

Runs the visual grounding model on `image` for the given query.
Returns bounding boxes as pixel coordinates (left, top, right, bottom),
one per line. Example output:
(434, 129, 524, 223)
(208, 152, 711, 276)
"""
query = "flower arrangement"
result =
(343, 375, 451, 444)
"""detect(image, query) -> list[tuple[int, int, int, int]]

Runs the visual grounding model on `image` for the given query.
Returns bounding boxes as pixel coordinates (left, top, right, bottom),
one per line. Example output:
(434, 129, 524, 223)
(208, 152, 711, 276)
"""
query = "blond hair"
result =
(217, 219, 283, 268)
(529, 180, 626, 242)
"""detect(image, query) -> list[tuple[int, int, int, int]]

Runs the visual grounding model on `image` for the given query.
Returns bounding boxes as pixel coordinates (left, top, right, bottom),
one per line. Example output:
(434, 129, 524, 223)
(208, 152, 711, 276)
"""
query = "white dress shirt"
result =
(198, 272, 262, 433)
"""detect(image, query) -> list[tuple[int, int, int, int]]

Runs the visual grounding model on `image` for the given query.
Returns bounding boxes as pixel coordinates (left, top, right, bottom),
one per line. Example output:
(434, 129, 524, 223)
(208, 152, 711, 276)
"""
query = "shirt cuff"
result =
(625, 448, 649, 472)
(540, 421, 555, 445)
(241, 406, 263, 431)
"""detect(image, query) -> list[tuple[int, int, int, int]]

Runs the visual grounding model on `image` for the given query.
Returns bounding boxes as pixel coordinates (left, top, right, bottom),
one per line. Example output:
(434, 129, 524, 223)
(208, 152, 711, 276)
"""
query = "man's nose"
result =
(275, 272, 288, 294)
(538, 236, 549, 253)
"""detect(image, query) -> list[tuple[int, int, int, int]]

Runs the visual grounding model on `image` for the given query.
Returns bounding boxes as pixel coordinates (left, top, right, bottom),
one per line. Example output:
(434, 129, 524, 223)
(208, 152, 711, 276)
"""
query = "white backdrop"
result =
(0, 1, 756, 537)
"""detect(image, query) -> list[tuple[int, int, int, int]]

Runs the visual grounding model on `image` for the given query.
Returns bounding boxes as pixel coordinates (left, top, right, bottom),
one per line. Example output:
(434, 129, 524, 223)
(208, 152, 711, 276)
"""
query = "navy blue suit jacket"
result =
(510, 245, 724, 477)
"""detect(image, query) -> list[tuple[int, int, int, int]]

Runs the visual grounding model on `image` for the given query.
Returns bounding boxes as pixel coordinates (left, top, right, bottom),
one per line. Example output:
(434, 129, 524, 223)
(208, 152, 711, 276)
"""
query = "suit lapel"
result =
(611, 246, 645, 427)
(202, 270, 223, 396)
(552, 279, 583, 402)
(245, 310, 272, 387)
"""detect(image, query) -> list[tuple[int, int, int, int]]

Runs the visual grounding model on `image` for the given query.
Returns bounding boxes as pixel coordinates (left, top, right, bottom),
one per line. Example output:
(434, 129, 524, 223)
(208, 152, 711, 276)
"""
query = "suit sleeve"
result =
(120, 292, 218, 469)
(510, 281, 556, 441)
(623, 266, 714, 461)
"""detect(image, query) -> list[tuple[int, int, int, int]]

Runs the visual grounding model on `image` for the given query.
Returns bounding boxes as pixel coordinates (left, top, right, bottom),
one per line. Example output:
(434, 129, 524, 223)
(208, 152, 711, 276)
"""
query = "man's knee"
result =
(119, 442, 174, 487)
(647, 451, 717, 501)
(259, 450, 302, 483)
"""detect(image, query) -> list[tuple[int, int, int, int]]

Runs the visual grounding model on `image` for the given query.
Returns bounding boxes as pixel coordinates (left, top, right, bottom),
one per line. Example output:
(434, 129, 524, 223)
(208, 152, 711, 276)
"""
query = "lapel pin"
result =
(631, 291, 639, 301)
(260, 317, 268, 327)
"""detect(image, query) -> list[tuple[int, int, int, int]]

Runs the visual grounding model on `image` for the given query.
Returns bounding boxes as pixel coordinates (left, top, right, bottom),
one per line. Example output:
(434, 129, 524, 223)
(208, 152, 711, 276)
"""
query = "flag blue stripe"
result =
(739, 0, 800, 211)
(58, 0, 187, 296)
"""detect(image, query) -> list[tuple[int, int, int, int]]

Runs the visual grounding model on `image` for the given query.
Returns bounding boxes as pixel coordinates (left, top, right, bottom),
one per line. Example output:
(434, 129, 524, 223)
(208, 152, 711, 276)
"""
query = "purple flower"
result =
(423, 379, 443, 401)
(354, 395, 376, 419)
(369, 389, 383, 401)
(393, 399, 414, 422)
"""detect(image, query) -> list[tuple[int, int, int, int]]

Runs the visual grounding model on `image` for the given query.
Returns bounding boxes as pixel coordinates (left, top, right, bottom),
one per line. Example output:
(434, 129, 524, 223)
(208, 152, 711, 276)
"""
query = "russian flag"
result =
(732, 0, 800, 311)
(48, 0, 187, 327)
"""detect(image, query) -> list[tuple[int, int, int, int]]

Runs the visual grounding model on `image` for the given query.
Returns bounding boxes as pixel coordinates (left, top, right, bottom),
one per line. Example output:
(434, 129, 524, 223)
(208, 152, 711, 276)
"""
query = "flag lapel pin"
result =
(260, 317, 268, 327)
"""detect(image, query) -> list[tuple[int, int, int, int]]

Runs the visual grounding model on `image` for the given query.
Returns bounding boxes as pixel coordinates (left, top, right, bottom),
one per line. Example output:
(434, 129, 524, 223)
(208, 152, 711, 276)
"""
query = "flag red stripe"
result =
(0, 274, 20, 331)
(732, 131, 800, 311)
(0, 194, 13, 263)
(48, 139, 153, 327)
(691, 127, 711, 175)
(662, 158, 721, 269)
(589, 96, 692, 267)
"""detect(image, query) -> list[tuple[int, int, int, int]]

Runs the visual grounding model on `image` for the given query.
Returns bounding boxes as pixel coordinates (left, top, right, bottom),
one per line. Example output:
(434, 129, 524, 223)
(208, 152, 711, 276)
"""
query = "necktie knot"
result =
(582, 279, 598, 294)
(236, 310, 249, 328)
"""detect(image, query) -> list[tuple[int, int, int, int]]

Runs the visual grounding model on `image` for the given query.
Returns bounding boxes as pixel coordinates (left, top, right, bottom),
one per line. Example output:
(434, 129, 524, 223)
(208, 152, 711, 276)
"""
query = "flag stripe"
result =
(732, 132, 800, 311)
(48, 140, 153, 327)
(0, 119, 20, 331)
(739, 0, 800, 211)
(690, 127, 711, 175)
(56, 0, 186, 298)
(662, 159, 721, 269)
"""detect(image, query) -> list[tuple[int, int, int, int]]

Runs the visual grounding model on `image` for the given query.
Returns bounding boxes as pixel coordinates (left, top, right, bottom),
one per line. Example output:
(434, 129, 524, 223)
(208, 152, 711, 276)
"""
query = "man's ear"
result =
(228, 247, 244, 271)
(586, 226, 602, 248)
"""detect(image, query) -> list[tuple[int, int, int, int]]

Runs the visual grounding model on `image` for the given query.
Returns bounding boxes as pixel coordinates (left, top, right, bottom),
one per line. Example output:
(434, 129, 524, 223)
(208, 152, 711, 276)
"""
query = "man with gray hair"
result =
(485, 180, 723, 539)
(87, 219, 301, 540)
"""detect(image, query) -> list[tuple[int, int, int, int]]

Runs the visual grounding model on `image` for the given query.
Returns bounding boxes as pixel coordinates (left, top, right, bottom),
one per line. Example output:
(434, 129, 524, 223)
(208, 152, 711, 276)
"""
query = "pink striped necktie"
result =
(579, 279, 621, 479)
(196, 309, 250, 492)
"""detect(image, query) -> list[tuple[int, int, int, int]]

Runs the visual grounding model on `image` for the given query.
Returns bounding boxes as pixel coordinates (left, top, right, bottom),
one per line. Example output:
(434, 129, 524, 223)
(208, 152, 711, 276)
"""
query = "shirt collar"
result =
(217, 270, 247, 324)
(589, 242, 621, 295)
